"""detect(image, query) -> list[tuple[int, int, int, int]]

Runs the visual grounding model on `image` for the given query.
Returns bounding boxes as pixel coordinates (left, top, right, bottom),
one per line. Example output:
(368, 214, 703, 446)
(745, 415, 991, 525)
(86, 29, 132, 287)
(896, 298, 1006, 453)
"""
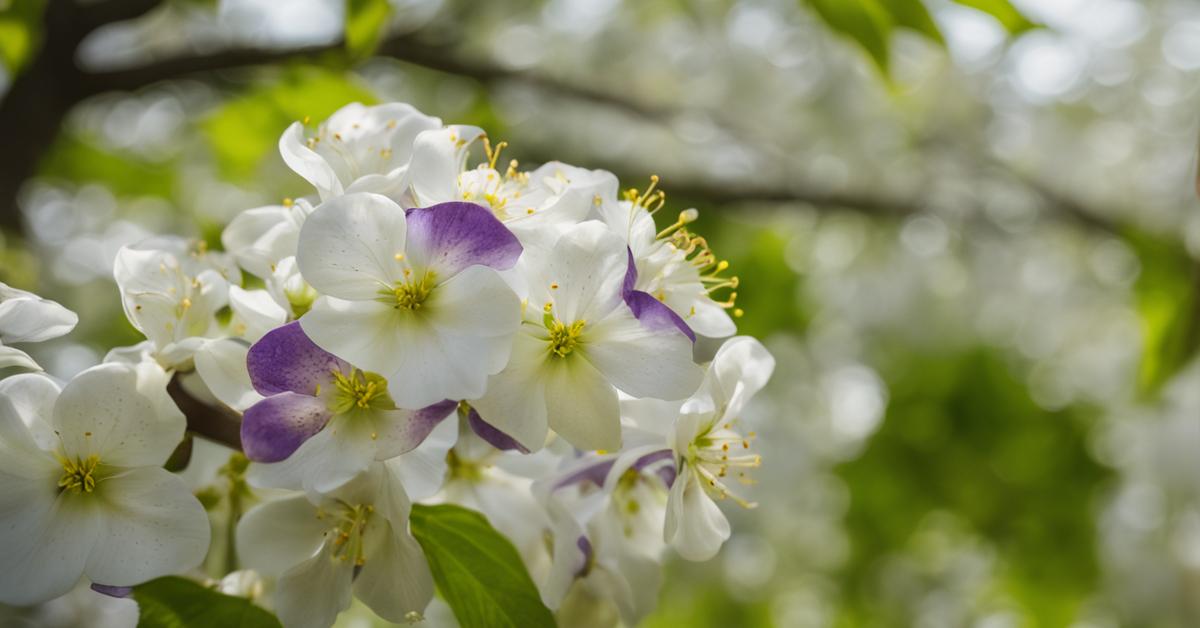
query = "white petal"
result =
(193, 338, 261, 412)
(544, 221, 626, 323)
(0, 286, 77, 344)
(354, 523, 435, 622)
(406, 126, 485, 206)
(52, 363, 185, 467)
(0, 489, 99, 606)
(0, 372, 61, 450)
(385, 416, 456, 501)
(280, 122, 343, 200)
(544, 357, 621, 452)
(664, 470, 729, 561)
(0, 343, 40, 370)
(221, 205, 298, 277)
(247, 423, 374, 494)
(236, 495, 327, 577)
(274, 540, 354, 628)
(685, 298, 736, 338)
(229, 286, 288, 342)
(84, 467, 210, 586)
(429, 265, 521, 340)
(706, 336, 776, 418)
(586, 307, 703, 401)
(469, 332, 550, 452)
(295, 193, 408, 301)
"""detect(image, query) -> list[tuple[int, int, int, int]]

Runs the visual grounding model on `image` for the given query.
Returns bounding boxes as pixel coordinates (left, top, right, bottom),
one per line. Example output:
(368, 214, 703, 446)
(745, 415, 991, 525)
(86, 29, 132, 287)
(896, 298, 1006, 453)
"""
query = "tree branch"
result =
(167, 374, 243, 451)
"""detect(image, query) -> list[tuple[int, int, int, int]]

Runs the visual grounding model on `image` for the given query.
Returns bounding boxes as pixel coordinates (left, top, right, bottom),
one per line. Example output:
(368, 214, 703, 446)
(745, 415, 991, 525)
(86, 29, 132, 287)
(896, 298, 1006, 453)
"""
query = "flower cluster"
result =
(0, 101, 774, 626)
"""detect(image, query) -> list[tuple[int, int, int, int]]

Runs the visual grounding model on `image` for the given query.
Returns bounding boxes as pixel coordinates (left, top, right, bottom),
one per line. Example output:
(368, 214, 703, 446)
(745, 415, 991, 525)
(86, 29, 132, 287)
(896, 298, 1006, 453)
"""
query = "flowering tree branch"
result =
(166, 374, 243, 451)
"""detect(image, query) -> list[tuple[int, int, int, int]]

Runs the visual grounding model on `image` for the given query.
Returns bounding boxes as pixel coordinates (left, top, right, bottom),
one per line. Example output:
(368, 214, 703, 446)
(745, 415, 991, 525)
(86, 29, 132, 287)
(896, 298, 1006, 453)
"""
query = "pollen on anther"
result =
(550, 283, 559, 290)
(394, 253, 405, 261)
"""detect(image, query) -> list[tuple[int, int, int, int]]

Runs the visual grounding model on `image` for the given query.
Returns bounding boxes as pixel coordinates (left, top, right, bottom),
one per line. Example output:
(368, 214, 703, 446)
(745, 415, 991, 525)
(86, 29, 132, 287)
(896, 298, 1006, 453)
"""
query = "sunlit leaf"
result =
(345, 0, 391, 60)
(804, 0, 893, 74)
(1127, 230, 1200, 397)
(133, 576, 281, 628)
(410, 503, 555, 628)
(950, 0, 1038, 35)
(880, 0, 944, 45)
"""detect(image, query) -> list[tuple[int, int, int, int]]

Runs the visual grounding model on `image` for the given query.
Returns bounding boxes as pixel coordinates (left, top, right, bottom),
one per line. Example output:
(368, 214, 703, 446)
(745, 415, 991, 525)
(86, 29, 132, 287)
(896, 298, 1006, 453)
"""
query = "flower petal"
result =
(193, 338, 261, 412)
(545, 221, 627, 323)
(0, 343, 40, 371)
(247, 422, 375, 494)
(544, 357, 621, 452)
(279, 122, 343, 200)
(664, 470, 730, 561)
(404, 202, 522, 276)
(467, 408, 529, 453)
(625, 289, 695, 342)
(296, 192, 408, 301)
(83, 467, 210, 586)
(406, 125, 485, 206)
(229, 286, 289, 342)
(427, 264, 522, 341)
(246, 321, 346, 397)
(241, 392, 332, 463)
(354, 523, 435, 623)
(0, 372, 61, 450)
(274, 540, 355, 628)
(386, 418, 457, 500)
(371, 400, 457, 461)
(705, 336, 776, 418)
(470, 332, 550, 452)
(236, 495, 327, 577)
(52, 363, 184, 467)
(0, 489, 99, 606)
(587, 307, 703, 401)
(0, 285, 78, 344)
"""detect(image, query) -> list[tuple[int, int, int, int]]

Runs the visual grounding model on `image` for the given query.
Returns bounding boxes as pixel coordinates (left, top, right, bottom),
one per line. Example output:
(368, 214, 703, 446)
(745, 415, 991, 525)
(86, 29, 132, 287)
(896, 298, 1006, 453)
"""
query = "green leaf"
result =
(0, 0, 46, 74)
(345, 0, 391, 60)
(804, 0, 894, 75)
(410, 503, 556, 628)
(132, 576, 281, 628)
(949, 0, 1038, 34)
(202, 66, 377, 181)
(1128, 230, 1200, 397)
(880, 0, 944, 45)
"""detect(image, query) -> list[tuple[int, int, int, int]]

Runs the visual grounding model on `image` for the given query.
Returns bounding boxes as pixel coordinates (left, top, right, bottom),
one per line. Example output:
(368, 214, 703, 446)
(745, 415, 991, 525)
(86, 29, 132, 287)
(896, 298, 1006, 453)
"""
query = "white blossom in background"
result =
(0, 282, 78, 371)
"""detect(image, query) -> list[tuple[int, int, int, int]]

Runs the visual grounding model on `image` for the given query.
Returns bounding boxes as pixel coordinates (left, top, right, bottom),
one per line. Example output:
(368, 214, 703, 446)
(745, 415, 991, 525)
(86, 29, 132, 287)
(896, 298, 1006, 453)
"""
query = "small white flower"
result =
(237, 461, 434, 628)
(0, 364, 210, 605)
(0, 281, 78, 371)
(470, 221, 703, 452)
(221, 199, 313, 280)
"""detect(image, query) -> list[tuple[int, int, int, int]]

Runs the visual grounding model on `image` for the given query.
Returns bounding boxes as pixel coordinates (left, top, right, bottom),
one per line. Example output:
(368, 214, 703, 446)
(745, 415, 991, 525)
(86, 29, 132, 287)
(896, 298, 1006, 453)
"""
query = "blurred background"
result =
(1, 0, 1198, 626)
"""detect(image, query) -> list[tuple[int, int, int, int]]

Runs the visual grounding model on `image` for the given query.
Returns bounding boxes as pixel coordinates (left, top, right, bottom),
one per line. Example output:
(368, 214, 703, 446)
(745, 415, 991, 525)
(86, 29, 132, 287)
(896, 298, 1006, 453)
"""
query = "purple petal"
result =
(241, 392, 332, 462)
(655, 464, 677, 489)
(574, 536, 594, 578)
(379, 400, 458, 456)
(553, 458, 616, 490)
(91, 583, 132, 598)
(632, 448, 674, 471)
(468, 408, 530, 453)
(626, 290, 696, 342)
(248, 321, 348, 397)
(404, 202, 522, 276)
(622, 247, 638, 298)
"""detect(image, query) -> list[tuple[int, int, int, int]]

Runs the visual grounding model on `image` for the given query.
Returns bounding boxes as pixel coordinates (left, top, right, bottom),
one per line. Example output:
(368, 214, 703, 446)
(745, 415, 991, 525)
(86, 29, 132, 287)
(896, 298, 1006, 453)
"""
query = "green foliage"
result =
(39, 135, 178, 198)
(802, 0, 1036, 75)
(132, 576, 281, 628)
(1127, 230, 1200, 397)
(410, 503, 556, 628)
(345, 0, 392, 60)
(202, 66, 377, 181)
(836, 350, 1110, 625)
(0, 0, 44, 74)
(949, 0, 1038, 34)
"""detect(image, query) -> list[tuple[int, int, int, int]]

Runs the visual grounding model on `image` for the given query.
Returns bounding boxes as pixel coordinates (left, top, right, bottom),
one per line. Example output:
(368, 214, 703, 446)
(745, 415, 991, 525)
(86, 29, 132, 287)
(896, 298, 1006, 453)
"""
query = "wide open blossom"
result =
(237, 461, 433, 628)
(470, 220, 703, 452)
(296, 193, 522, 408)
(598, 180, 739, 338)
(0, 364, 210, 605)
(279, 102, 442, 202)
(0, 281, 78, 371)
(239, 321, 457, 494)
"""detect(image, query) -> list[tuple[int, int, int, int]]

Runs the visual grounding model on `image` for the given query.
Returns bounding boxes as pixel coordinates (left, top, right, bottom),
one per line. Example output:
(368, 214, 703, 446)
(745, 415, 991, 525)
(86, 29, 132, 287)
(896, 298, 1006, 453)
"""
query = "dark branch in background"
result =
(167, 374, 242, 451)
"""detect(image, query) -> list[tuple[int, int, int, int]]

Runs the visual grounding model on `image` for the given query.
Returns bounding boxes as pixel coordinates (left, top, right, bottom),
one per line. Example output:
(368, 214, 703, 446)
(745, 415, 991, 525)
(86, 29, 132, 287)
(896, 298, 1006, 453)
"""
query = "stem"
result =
(166, 374, 243, 451)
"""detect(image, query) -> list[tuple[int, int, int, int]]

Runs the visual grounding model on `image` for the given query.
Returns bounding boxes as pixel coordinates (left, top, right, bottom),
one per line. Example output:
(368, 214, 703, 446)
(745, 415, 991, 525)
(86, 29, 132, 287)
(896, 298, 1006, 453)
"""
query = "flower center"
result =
(58, 454, 101, 494)
(388, 271, 436, 310)
(329, 368, 392, 414)
(547, 320, 586, 358)
(321, 503, 374, 567)
(687, 421, 760, 509)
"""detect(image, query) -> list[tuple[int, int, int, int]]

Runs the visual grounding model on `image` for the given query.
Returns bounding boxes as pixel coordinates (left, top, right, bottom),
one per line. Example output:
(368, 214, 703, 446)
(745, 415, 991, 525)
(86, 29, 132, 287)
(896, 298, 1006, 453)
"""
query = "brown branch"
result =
(167, 374, 243, 451)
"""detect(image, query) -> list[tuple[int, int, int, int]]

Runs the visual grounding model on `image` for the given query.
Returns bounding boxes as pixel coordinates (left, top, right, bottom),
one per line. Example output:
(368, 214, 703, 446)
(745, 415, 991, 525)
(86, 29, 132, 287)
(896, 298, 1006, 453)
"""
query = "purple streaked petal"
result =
(622, 247, 638, 298)
(574, 536, 594, 578)
(241, 392, 332, 462)
(626, 290, 696, 342)
(655, 464, 677, 489)
(632, 448, 675, 471)
(373, 399, 458, 458)
(553, 458, 616, 490)
(468, 408, 530, 453)
(90, 583, 132, 598)
(404, 202, 522, 276)
(247, 321, 348, 397)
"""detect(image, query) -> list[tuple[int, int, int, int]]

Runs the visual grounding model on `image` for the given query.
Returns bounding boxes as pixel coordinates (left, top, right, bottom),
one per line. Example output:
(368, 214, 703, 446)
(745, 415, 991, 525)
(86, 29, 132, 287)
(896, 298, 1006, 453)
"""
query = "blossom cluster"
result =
(0, 102, 774, 626)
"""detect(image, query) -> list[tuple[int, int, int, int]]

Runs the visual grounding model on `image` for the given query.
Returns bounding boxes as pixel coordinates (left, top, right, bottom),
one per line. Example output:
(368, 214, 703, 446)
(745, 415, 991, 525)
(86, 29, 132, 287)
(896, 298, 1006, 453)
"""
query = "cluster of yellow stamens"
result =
(386, 267, 436, 310)
(328, 369, 391, 414)
(319, 503, 374, 567)
(546, 319, 586, 358)
(57, 454, 101, 494)
(459, 137, 532, 218)
(623, 175, 667, 215)
(687, 421, 761, 508)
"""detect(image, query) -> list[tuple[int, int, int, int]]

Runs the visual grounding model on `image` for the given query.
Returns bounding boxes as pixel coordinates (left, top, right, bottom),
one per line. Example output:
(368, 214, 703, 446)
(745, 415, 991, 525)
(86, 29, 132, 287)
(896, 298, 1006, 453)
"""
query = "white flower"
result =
(0, 364, 210, 605)
(237, 461, 434, 628)
(279, 102, 442, 202)
(221, 199, 313, 280)
(597, 181, 738, 338)
(295, 192, 523, 408)
(659, 336, 773, 561)
(470, 220, 703, 452)
(0, 282, 78, 371)
(112, 239, 235, 367)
